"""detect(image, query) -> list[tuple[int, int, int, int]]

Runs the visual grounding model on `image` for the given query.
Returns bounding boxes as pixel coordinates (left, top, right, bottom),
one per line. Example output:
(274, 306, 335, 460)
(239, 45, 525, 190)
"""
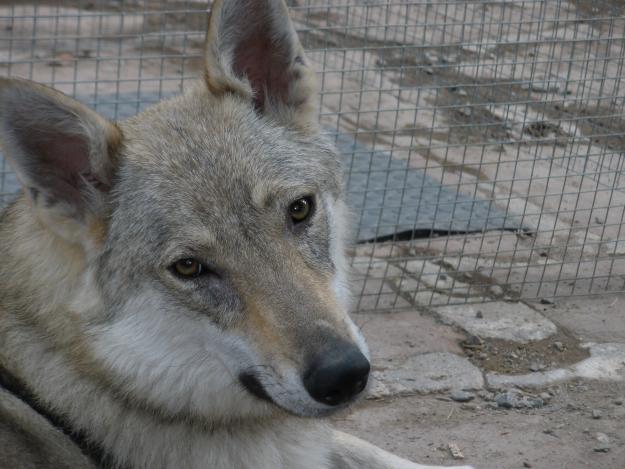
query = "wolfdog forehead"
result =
(118, 84, 342, 208)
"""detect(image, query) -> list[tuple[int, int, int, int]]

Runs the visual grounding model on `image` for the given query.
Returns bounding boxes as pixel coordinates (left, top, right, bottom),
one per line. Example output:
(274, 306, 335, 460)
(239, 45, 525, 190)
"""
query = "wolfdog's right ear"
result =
(204, 0, 319, 133)
(0, 78, 122, 239)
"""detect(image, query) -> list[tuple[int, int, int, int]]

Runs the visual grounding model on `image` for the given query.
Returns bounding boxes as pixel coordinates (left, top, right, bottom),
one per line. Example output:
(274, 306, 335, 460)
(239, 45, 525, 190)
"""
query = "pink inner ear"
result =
(233, 29, 293, 111)
(22, 130, 95, 212)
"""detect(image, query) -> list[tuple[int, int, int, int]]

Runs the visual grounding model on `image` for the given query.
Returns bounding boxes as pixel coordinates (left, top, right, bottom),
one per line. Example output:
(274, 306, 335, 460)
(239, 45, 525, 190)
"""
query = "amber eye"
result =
(289, 196, 314, 224)
(172, 258, 204, 278)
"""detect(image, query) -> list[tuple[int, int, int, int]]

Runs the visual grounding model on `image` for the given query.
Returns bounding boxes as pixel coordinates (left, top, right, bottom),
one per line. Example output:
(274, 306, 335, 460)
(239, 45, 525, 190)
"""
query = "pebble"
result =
(613, 399, 623, 406)
(423, 51, 438, 65)
(462, 335, 484, 350)
(475, 310, 484, 319)
(450, 390, 475, 403)
(593, 445, 610, 453)
(495, 389, 544, 409)
(529, 362, 546, 372)
(539, 392, 551, 402)
(595, 432, 610, 444)
(540, 298, 554, 305)
(591, 410, 602, 419)
(523, 462, 532, 468)
(553, 341, 565, 352)
(447, 442, 464, 460)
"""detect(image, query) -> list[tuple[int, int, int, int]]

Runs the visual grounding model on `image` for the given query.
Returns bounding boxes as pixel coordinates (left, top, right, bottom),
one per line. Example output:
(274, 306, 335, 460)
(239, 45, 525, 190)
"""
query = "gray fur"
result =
(0, 1, 472, 468)
(0, 389, 96, 469)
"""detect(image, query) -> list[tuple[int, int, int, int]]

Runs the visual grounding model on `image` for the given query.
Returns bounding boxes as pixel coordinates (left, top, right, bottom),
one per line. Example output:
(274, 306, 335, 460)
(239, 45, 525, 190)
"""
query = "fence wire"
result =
(1, 0, 624, 311)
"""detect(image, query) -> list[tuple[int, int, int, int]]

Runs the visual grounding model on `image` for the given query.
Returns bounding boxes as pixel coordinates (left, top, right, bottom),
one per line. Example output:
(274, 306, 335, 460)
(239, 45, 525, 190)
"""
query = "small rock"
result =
(478, 390, 494, 401)
(613, 399, 623, 406)
(477, 352, 488, 360)
(424, 67, 434, 75)
(462, 335, 484, 350)
(495, 389, 544, 409)
(448, 442, 464, 460)
(457, 106, 472, 117)
(591, 410, 602, 419)
(424, 51, 438, 64)
(540, 298, 554, 305)
(450, 390, 475, 403)
(529, 362, 546, 372)
(553, 341, 565, 352)
(593, 445, 610, 453)
(490, 285, 504, 296)
(596, 432, 610, 444)
(523, 462, 532, 468)
(539, 392, 551, 402)
(475, 310, 484, 319)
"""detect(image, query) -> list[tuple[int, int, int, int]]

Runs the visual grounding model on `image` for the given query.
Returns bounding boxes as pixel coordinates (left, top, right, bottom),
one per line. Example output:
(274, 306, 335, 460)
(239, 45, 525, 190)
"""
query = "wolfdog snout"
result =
(303, 342, 370, 406)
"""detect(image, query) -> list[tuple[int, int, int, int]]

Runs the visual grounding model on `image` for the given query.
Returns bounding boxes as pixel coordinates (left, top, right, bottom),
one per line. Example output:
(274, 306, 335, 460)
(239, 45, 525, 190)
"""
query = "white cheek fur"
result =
(88, 289, 271, 421)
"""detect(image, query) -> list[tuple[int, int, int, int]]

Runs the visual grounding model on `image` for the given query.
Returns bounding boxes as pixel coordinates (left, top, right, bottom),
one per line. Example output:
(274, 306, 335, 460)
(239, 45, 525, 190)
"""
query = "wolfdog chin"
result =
(0, 1, 473, 468)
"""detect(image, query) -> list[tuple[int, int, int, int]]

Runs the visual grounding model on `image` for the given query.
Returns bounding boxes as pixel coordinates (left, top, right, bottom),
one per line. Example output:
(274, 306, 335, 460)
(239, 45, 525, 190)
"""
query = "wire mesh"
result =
(1, 0, 624, 311)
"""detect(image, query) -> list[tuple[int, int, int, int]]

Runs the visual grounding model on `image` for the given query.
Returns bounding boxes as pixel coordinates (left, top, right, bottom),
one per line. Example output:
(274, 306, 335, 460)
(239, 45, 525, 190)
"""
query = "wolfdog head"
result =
(0, 0, 369, 423)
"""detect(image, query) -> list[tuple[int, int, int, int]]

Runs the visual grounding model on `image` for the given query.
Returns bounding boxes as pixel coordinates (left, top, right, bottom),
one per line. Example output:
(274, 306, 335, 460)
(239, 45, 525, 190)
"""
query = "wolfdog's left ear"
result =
(204, 0, 318, 132)
(0, 78, 122, 239)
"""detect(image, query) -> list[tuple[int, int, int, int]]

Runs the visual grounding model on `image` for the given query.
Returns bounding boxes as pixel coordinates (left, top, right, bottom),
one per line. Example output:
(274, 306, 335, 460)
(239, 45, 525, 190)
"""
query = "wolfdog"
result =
(0, 1, 473, 468)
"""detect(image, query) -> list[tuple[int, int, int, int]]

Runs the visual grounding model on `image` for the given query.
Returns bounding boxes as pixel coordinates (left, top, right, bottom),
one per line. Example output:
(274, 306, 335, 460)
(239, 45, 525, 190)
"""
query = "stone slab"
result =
(436, 301, 557, 342)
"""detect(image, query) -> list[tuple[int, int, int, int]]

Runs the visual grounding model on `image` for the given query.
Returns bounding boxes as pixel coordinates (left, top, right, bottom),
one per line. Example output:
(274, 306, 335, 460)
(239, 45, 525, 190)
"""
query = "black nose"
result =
(303, 345, 370, 406)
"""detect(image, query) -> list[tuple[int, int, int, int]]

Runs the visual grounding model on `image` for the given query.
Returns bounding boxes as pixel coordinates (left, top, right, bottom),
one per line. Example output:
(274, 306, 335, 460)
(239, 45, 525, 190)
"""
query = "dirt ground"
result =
(334, 295, 625, 469)
(337, 381, 625, 469)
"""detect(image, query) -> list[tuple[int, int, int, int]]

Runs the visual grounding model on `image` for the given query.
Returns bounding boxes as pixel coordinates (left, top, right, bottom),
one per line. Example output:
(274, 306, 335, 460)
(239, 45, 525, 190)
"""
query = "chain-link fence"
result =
(1, 1, 624, 311)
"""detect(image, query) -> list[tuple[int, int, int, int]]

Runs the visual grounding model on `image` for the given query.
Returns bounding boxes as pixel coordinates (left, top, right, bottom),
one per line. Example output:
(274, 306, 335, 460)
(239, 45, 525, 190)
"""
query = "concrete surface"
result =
(436, 302, 558, 342)
(372, 352, 484, 397)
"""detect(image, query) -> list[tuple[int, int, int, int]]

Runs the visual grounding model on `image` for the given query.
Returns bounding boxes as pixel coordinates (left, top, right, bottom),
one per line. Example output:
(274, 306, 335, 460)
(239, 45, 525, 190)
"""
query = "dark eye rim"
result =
(170, 258, 207, 280)
(288, 195, 315, 225)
